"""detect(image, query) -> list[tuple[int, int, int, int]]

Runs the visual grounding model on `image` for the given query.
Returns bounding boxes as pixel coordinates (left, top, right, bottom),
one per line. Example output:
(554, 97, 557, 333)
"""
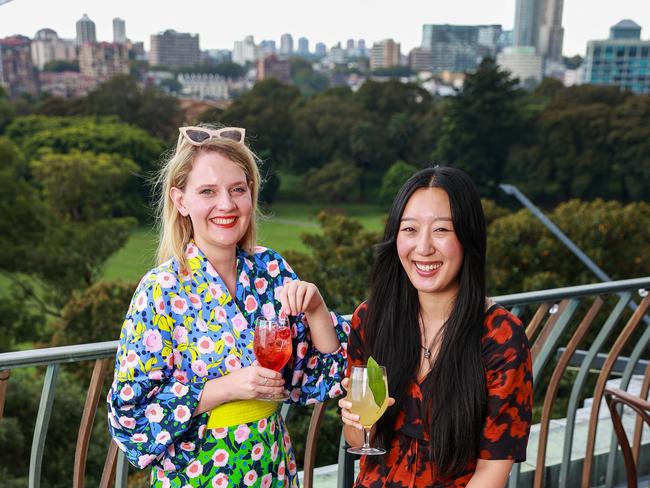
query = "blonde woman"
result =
(107, 126, 348, 487)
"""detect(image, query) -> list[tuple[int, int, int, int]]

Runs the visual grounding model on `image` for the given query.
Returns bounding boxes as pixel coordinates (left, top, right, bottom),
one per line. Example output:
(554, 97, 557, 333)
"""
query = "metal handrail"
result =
(0, 277, 649, 488)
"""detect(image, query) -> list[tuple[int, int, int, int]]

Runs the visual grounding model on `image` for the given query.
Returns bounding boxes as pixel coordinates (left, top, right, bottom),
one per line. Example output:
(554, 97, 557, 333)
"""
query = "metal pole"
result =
(499, 184, 649, 324)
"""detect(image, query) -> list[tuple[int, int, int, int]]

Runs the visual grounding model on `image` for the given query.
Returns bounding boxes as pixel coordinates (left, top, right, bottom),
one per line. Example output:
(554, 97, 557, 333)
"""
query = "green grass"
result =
(102, 204, 386, 283)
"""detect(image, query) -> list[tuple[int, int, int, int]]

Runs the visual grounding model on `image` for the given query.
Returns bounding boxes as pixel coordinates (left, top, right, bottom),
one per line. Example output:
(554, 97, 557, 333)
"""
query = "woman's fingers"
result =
(341, 377, 350, 391)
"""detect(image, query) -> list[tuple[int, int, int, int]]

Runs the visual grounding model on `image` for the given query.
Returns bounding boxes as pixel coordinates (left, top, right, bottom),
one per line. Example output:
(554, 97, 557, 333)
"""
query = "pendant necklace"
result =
(419, 313, 434, 361)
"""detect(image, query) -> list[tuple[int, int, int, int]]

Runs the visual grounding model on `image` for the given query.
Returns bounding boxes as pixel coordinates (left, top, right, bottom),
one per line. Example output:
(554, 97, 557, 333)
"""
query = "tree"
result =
(42, 59, 79, 72)
(82, 75, 182, 140)
(284, 213, 380, 313)
(221, 78, 301, 166)
(433, 57, 525, 198)
(302, 160, 362, 203)
(379, 161, 417, 206)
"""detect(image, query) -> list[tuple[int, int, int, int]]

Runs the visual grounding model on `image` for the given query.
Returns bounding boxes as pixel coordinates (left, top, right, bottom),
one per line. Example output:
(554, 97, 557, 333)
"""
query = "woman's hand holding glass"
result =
(219, 363, 286, 401)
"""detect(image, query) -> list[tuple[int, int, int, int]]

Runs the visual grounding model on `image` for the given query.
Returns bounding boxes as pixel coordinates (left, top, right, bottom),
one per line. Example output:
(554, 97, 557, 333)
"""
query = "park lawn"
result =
(102, 204, 386, 283)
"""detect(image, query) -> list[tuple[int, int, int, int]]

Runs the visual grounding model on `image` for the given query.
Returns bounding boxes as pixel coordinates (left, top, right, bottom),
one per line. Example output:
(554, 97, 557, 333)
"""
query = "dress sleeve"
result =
(478, 307, 533, 462)
(346, 302, 368, 375)
(106, 272, 209, 471)
(263, 250, 349, 405)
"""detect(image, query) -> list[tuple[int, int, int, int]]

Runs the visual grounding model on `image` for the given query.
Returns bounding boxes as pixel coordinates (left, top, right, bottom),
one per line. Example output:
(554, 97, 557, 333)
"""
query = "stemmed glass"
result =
(253, 317, 292, 401)
(346, 365, 389, 455)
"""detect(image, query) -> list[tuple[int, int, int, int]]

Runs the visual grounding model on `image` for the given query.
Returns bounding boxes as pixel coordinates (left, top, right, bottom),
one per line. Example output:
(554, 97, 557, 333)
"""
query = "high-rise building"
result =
(30, 28, 77, 70)
(233, 36, 260, 65)
(297, 37, 309, 55)
(79, 42, 129, 80)
(260, 40, 277, 56)
(584, 20, 650, 94)
(370, 39, 401, 70)
(149, 30, 200, 68)
(421, 24, 502, 73)
(328, 43, 346, 64)
(497, 46, 544, 84)
(346, 39, 355, 51)
(0, 35, 39, 98)
(76, 14, 96, 45)
(409, 47, 433, 71)
(257, 54, 290, 84)
(280, 33, 293, 56)
(113, 18, 126, 44)
(513, 0, 564, 62)
(315, 42, 327, 58)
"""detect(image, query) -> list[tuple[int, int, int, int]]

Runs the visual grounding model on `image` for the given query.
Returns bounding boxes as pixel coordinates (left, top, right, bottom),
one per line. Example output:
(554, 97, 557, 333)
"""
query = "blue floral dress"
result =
(107, 242, 349, 487)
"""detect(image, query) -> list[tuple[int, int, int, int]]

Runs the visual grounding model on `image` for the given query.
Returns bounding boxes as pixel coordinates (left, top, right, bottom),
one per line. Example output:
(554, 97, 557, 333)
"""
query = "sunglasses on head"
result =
(176, 126, 246, 153)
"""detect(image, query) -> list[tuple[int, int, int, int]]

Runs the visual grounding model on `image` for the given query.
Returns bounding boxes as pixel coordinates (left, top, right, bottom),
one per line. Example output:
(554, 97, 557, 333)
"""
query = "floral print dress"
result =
(348, 302, 532, 488)
(107, 243, 349, 487)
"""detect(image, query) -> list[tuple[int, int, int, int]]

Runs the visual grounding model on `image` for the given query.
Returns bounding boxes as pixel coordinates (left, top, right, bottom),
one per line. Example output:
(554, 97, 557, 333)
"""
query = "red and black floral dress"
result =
(347, 302, 533, 488)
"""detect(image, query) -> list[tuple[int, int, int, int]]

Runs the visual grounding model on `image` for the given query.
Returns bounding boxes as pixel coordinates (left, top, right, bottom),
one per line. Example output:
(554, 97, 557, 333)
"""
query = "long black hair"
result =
(364, 166, 487, 478)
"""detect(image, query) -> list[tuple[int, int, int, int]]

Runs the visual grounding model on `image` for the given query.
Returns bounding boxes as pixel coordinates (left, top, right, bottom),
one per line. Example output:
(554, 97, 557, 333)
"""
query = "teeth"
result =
(212, 217, 236, 225)
(415, 262, 441, 272)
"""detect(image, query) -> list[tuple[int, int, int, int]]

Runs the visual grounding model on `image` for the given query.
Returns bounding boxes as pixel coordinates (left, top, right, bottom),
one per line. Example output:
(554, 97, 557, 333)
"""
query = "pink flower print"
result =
(212, 448, 229, 467)
(154, 296, 166, 315)
(342, 320, 351, 334)
(274, 286, 284, 301)
(234, 424, 251, 443)
(137, 453, 157, 468)
(245, 257, 254, 268)
(118, 416, 136, 429)
(244, 295, 258, 313)
(191, 360, 208, 377)
(278, 460, 286, 479)
(251, 442, 264, 461)
(161, 478, 171, 488)
(135, 291, 148, 312)
(163, 457, 176, 471)
(188, 293, 202, 310)
(185, 243, 199, 258)
(289, 459, 297, 475)
(186, 460, 203, 478)
(173, 350, 183, 367)
(205, 261, 219, 277)
(307, 356, 318, 369)
(329, 363, 338, 377)
(124, 350, 139, 368)
(171, 297, 188, 315)
(145, 404, 164, 423)
(283, 259, 294, 274)
(131, 433, 148, 443)
(214, 306, 227, 323)
(262, 302, 276, 319)
(156, 272, 177, 289)
(198, 424, 206, 439)
(329, 383, 343, 397)
(119, 384, 135, 402)
(271, 441, 279, 461)
(212, 474, 228, 488)
(290, 388, 301, 403)
(171, 382, 189, 397)
(179, 267, 191, 283)
(306, 397, 318, 405)
(213, 427, 228, 439)
(239, 270, 250, 287)
(296, 341, 308, 359)
(222, 332, 235, 347)
(197, 336, 214, 354)
(243, 470, 258, 486)
(255, 277, 268, 294)
(232, 313, 248, 332)
(143, 329, 163, 353)
(173, 405, 191, 423)
(172, 326, 188, 344)
(292, 370, 303, 386)
(254, 245, 268, 253)
(270, 420, 276, 435)
(261, 473, 273, 488)
(146, 386, 161, 399)
(209, 284, 223, 300)
(257, 417, 268, 433)
(225, 354, 241, 371)
(108, 413, 121, 429)
(196, 316, 208, 332)
(266, 259, 280, 277)
(283, 432, 292, 450)
(180, 441, 195, 451)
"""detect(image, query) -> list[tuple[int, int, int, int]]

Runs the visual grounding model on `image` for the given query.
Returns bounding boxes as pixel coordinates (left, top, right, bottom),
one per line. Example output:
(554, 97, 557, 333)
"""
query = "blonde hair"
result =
(155, 132, 261, 272)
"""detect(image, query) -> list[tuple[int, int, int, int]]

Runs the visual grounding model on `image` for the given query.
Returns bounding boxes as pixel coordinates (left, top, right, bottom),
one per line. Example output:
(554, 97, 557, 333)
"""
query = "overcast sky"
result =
(2, 0, 649, 57)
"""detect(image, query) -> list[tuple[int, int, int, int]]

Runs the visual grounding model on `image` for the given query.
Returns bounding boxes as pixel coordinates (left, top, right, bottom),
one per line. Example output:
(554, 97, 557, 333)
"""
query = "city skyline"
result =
(2, 0, 650, 57)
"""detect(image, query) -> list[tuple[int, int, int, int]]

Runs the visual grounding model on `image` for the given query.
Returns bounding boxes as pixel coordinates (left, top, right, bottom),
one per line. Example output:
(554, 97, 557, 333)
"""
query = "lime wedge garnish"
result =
(367, 356, 386, 408)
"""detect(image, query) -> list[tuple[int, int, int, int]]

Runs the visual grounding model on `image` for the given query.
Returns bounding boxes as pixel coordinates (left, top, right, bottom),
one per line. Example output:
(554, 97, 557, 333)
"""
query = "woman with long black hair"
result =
(339, 166, 532, 487)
